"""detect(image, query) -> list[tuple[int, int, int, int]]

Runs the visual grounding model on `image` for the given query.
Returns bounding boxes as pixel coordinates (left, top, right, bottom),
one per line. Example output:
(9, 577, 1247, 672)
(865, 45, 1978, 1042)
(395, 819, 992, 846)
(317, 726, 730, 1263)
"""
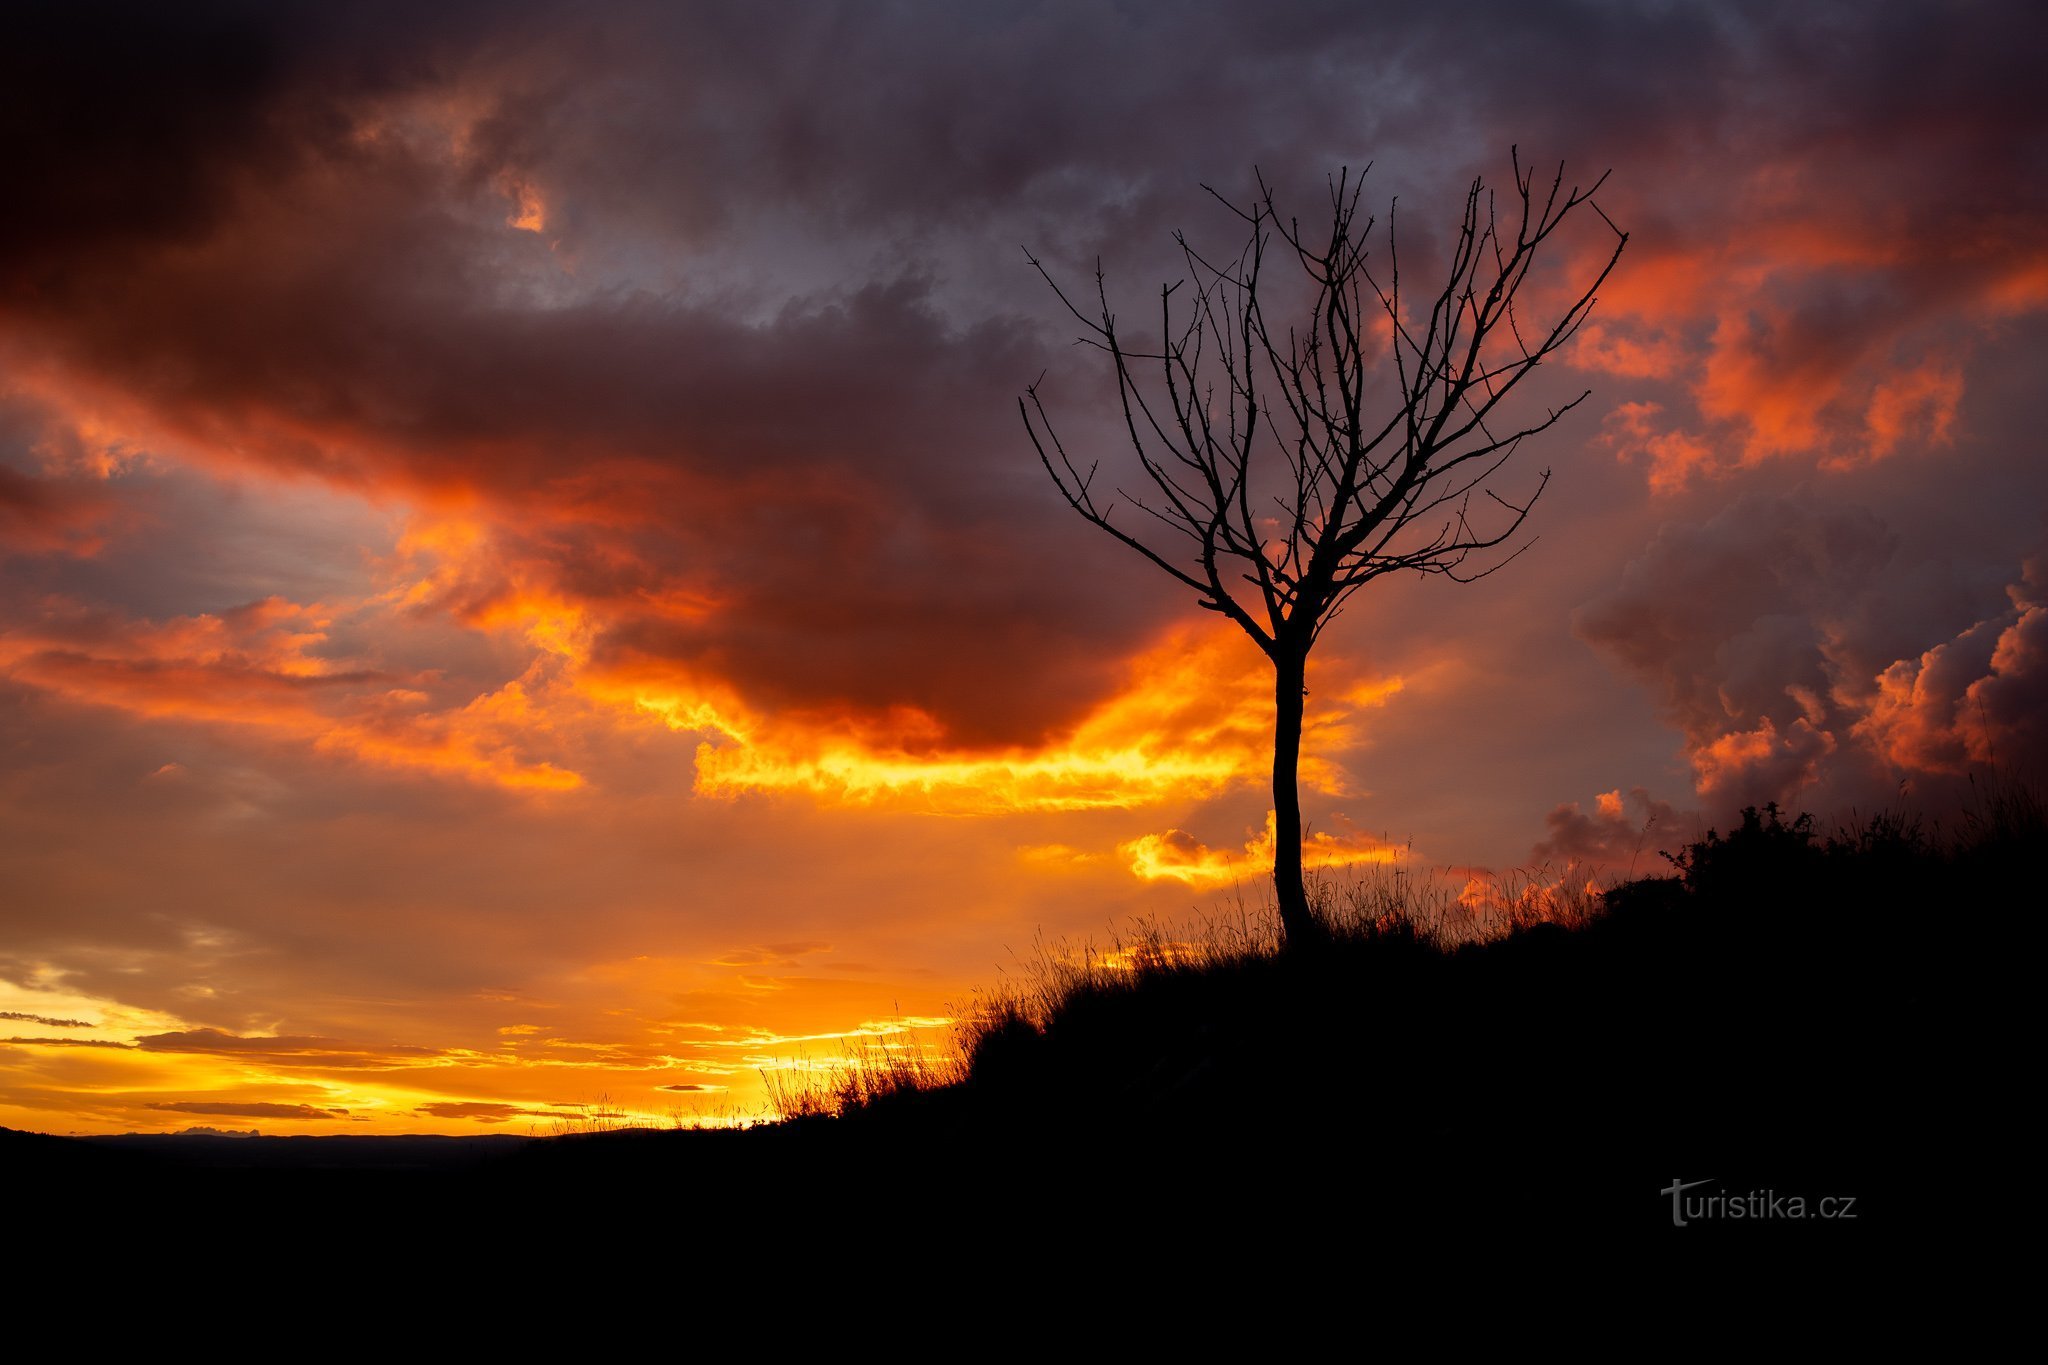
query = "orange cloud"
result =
(1567, 322, 1689, 380)
(0, 949, 975, 1135)
(1864, 359, 1963, 461)
(148, 1100, 350, 1120)
(1452, 867, 1602, 933)
(0, 462, 120, 556)
(502, 175, 548, 234)
(1572, 155, 2048, 490)
(623, 627, 1403, 814)
(1598, 401, 1720, 495)
(1688, 717, 1836, 803)
(1531, 786, 1688, 876)
(0, 595, 585, 791)
(368, 511, 1365, 814)
(2, 481, 1410, 818)
(1854, 600, 2048, 775)
(1121, 811, 1401, 888)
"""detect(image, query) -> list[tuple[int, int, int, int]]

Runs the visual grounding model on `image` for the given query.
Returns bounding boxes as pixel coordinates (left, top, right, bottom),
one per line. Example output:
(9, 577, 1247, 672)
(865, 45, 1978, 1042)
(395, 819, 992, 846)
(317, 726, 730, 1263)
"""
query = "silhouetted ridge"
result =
(26, 789, 2028, 1240)
(736, 789, 2035, 1228)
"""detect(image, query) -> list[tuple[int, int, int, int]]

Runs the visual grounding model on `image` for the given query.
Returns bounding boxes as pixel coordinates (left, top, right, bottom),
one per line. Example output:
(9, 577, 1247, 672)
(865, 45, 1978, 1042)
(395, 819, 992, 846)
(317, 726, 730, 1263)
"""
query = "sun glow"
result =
(506, 179, 547, 233)
(0, 959, 967, 1136)
(1121, 811, 1403, 887)
(20, 504, 1408, 817)
(666, 629, 1403, 814)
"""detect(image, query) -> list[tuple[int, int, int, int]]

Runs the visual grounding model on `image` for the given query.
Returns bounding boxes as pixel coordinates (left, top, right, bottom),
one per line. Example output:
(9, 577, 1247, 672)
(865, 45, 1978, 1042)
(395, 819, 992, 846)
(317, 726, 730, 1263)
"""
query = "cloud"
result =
(1532, 787, 1685, 871)
(4, 1, 1177, 760)
(1545, 6, 2048, 487)
(0, 1011, 91, 1028)
(148, 1101, 348, 1120)
(135, 1029, 441, 1069)
(1577, 492, 2048, 816)
(1595, 402, 1719, 497)
(1688, 717, 1840, 806)
(1121, 811, 1400, 888)
(0, 596, 585, 790)
(0, 464, 118, 558)
(680, 626, 1342, 812)
(1855, 562, 2048, 778)
(415, 1101, 535, 1123)
(1574, 492, 1897, 808)
(2, 1037, 129, 1049)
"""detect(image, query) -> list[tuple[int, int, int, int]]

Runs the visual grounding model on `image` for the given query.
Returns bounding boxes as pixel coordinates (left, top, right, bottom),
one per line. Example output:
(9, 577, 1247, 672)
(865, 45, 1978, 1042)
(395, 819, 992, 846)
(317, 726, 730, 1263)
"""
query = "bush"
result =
(1662, 800, 1822, 898)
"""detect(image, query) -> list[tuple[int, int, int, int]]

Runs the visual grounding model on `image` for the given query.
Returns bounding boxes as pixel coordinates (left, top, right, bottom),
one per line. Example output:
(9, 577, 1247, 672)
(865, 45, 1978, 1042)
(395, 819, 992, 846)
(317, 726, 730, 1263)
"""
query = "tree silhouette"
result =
(1022, 152, 1626, 947)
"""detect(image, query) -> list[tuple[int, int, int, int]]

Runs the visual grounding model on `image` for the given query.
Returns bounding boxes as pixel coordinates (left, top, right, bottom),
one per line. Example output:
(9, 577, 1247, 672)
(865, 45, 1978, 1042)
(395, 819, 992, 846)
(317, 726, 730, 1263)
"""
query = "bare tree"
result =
(1021, 151, 1626, 947)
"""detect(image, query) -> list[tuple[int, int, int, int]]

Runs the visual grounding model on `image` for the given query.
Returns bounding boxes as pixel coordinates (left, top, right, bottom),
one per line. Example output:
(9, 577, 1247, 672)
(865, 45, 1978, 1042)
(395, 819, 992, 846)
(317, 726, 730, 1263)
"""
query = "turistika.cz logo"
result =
(1662, 1178, 1859, 1226)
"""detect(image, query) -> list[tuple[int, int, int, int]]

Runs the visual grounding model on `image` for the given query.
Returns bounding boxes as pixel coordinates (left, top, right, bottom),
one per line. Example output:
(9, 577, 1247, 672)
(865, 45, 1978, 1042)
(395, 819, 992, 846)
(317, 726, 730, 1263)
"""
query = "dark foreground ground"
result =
(6, 802, 2023, 1265)
(6, 1105, 1943, 1255)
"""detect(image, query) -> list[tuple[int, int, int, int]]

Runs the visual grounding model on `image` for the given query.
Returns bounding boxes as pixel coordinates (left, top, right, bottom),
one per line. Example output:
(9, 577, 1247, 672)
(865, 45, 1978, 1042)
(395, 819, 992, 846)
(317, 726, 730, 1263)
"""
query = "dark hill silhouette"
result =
(503, 787, 2031, 1239)
(14, 787, 2029, 1248)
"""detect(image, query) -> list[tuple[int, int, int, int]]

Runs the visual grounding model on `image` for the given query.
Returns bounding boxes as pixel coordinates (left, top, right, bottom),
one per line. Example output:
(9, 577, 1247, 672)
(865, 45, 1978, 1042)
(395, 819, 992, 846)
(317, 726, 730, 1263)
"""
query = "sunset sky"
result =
(5, 0, 2045, 1135)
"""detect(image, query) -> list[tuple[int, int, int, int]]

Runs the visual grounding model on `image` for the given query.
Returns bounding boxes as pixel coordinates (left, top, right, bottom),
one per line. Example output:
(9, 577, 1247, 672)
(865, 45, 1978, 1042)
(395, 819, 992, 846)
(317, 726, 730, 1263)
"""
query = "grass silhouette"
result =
(23, 781, 2028, 1241)
(717, 781, 2032, 1233)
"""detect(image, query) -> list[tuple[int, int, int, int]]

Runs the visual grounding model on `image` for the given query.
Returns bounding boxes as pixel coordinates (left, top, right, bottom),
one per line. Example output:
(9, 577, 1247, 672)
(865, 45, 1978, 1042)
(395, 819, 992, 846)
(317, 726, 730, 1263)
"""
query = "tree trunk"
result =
(1272, 648, 1323, 950)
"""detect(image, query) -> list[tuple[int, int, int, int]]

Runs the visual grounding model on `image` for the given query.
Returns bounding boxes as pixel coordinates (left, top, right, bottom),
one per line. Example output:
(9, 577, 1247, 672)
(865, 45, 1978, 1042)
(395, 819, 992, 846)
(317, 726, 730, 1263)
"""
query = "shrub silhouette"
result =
(1664, 801, 1824, 900)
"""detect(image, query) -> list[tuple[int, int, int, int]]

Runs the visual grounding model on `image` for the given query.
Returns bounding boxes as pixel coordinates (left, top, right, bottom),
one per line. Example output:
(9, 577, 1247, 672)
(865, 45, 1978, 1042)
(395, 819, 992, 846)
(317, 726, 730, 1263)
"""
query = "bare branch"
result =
(1021, 153, 1625, 943)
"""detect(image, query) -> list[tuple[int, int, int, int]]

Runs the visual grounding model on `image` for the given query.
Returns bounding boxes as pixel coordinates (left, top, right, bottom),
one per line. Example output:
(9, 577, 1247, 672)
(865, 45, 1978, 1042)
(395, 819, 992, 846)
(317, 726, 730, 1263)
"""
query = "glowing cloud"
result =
(652, 629, 1402, 814)
(1854, 574, 2048, 777)
(0, 595, 586, 791)
(1122, 811, 1402, 888)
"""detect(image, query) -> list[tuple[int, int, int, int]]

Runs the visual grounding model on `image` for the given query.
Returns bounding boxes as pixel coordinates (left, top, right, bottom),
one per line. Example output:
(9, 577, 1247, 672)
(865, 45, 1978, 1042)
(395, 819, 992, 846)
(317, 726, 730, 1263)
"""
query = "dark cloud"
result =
(7, 0, 2045, 755)
(1532, 787, 1687, 872)
(0, 1011, 91, 1028)
(1577, 492, 2048, 816)
(0, 465, 115, 558)
(0, 395, 129, 557)
(1, 12, 1164, 747)
(3, 2, 294, 275)
(1574, 491, 1897, 743)
(416, 1101, 533, 1123)
(148, 1101, 348, 1120)
(3, 1036, 129, 1048)
(136, 1029, 438, 1065)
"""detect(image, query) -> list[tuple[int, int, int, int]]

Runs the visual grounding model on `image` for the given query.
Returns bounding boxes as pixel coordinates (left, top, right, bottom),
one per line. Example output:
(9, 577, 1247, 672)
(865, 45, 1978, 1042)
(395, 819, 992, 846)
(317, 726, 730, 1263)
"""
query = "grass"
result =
(761, 1035, 966, 1122)
(746, 779, 2033, 1227)
(777, 864, 1576, 1113)
(757, 855, 1604, 1126)
(43, 783, 2026, 1239)
(541, 1094, 634, 1136)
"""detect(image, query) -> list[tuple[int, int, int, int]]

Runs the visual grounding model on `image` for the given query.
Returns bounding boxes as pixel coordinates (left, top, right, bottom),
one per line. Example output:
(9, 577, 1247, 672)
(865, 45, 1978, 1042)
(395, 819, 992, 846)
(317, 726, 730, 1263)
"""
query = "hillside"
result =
(18, 791, 2028, 1241)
